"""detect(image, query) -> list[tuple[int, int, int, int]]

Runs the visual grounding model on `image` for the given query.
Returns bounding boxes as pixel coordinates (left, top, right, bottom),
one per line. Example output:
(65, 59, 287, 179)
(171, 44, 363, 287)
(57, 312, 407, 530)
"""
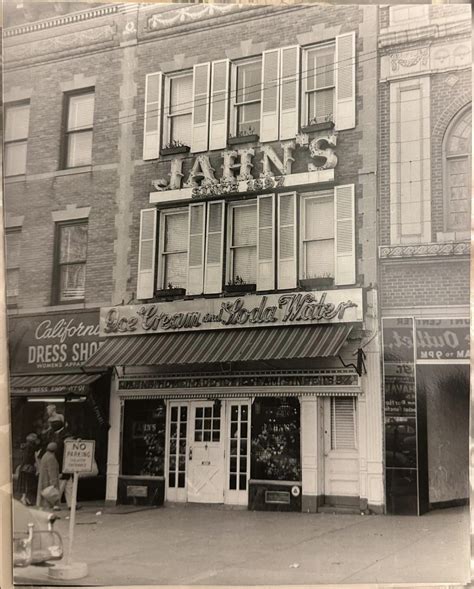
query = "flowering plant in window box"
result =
(160, 140, 191, 156)
(227, 127, 260, 146)
(154, 283, 187, 298)
(301, 115, 335, 134)
(224, 276, 256, 293)
(299, 273, 334, 289)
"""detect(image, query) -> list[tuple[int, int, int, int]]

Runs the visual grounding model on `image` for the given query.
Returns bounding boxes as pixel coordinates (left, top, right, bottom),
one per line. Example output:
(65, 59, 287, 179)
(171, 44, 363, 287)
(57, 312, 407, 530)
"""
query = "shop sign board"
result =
(63, 440, 95, 474)
(101, 288, 363, 337)
(415, 318, 469, 361)
(8, 310, 105, 374)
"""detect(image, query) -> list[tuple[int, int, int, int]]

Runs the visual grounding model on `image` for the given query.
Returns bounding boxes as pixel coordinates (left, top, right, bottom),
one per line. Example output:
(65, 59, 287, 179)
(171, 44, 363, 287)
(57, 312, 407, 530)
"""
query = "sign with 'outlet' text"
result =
(100, 289, 363, 337)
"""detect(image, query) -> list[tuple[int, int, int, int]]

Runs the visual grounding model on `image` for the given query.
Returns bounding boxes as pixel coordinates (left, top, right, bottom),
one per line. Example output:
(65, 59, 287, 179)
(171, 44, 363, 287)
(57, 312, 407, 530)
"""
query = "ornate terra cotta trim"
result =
(379, 241, 470, 259)
(4, 4, 118, 37)
(147, 3, 246, 32)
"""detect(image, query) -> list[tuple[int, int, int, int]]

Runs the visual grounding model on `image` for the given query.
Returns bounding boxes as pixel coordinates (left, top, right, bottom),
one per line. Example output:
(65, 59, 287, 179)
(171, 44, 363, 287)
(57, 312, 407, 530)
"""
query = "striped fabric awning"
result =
(85, 325, 353, 368)
(10, 373, 102, 396)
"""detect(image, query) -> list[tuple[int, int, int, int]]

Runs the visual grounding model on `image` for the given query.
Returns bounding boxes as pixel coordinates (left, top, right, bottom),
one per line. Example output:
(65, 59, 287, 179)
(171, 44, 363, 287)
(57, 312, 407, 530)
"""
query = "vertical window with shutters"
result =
(6, 229, 21, 305)
(228, 201, 257, 284)
(55, 221, 88, 303)
(301, 193, 335, 279)
(331, 397, 357, 451)
(165, 72, 193, 147)
(159, 210, 189, 289)
(5, 102, 30, 176)
(303, 43, 335, 126)
(63, 90, 95, 168)
(232, 58, 262, 137)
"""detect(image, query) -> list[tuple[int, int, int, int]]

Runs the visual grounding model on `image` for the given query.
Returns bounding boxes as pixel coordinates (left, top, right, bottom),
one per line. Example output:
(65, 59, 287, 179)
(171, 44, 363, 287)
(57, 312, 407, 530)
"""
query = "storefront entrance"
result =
(166, 399, 250, 505)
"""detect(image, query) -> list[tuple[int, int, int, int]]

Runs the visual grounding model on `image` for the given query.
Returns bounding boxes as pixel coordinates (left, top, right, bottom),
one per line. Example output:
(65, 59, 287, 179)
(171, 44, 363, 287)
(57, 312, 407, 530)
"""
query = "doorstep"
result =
(318, 505, 362, 515)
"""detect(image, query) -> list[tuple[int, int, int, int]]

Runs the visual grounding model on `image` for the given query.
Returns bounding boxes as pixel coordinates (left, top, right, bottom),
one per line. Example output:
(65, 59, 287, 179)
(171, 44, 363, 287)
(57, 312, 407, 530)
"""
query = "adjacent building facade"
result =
(4, 1, 470, 515)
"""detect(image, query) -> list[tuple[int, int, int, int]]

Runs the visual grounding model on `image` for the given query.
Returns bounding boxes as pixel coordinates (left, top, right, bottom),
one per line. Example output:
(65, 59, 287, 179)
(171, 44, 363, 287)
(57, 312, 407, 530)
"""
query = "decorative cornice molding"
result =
(4, 4, 119, 38)
(146, 3, 247, 32)
(379, 18, 470, 49)
(379, 241, 470, 260)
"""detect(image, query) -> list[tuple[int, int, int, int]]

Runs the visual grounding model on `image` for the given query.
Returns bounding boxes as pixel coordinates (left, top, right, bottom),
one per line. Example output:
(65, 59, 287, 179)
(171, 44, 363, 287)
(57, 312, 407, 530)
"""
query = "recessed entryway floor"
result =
(14, 503, 470, 586)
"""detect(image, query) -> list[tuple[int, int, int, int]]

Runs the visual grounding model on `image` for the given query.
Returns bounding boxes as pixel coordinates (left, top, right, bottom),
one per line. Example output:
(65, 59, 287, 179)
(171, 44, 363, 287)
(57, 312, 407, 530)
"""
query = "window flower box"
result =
(227, 134, 260, 146)
(224, 283, 257, 294)
(154, 288, 186, 298)
(299, 277, 334, 290)
(160, 145, 190, 156)
(300, 120, 335, 134)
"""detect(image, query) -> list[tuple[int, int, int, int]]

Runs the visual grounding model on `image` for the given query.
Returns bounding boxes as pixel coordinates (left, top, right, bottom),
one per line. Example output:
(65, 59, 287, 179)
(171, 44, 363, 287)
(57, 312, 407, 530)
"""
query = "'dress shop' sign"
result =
(9, 310, 105, 374)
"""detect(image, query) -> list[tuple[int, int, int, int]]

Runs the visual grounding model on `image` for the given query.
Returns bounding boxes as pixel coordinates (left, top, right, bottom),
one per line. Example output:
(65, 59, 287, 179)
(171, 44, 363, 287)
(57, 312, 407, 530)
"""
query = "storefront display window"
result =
(122, 400, 166, 477)
(251, 397, 301, 482)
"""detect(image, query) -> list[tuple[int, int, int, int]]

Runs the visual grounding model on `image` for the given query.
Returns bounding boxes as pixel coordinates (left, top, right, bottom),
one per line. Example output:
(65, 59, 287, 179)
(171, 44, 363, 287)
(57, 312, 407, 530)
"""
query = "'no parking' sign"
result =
(63, 440, 95, 474)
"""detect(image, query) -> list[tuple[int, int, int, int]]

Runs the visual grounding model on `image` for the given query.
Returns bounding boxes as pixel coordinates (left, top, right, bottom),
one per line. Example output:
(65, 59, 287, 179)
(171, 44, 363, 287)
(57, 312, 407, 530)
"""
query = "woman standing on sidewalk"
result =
(37, 442, 60, 509)
(18, 433, 40, 505)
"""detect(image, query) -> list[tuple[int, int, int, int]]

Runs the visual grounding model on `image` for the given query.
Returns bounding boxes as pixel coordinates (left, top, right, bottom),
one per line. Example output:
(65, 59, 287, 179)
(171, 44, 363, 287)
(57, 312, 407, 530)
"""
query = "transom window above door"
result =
(233, 58, 262, 137)
(164, 72, 193, 148)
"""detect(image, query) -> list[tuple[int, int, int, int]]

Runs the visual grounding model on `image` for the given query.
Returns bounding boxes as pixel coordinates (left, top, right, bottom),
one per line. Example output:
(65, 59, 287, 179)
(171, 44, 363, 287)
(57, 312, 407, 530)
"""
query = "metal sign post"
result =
(48, 439, 95, 580)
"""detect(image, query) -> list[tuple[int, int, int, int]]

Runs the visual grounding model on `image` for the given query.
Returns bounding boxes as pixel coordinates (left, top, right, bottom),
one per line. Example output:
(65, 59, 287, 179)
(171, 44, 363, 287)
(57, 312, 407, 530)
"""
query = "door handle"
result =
(189, 447, 193, 461)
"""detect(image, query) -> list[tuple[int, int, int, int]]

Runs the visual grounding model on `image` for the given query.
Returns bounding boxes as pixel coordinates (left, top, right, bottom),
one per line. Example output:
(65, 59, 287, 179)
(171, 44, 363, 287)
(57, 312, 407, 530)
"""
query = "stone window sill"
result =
(55, 166, 92, 177)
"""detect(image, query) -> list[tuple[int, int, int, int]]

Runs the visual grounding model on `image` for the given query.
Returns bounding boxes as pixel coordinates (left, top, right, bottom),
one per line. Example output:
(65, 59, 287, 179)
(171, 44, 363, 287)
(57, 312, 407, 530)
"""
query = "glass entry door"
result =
(166, 403, 188, 502)
(225, 401, 250, 505)
(187, 401, 225, 503)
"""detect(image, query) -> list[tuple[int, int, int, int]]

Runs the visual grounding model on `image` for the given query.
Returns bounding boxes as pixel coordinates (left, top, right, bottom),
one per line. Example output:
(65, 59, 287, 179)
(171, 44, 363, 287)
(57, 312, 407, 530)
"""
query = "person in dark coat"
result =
(37, 442, 60, 509)
(18, 433, 39, 505)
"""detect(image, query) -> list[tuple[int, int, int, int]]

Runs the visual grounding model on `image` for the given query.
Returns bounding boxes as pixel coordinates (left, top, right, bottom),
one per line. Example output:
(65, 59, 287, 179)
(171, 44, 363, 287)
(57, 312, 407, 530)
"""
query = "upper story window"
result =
(300, 192, 335, 280)
(444, 106, 471, 233)
(64, 90, 95, 168)
(55, 221, 88, 303)
(6, 229, 21, 305)
(232, 58, 262, 137)
(158, 209, 189, 289)
(5, 102, 30, 176)
(302, 43, 335, 126)
(164, 72, 193, 148)
(228, 201, 257, 284)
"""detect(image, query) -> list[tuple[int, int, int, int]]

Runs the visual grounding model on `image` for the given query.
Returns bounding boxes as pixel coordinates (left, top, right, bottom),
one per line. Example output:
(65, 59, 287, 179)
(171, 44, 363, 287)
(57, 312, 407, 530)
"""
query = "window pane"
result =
(308, 89, 334, 123)
(233, 247, 256, 283)
(238, 103, 261, 136)
(165, 212, 188, 252)
(5, 104, 30, 141)
(446, 157, 471, 231)
(5, 142, 27, 176)
(308, 47, 334, 91)
(170, 113, 192, 146)
(68, 93, 95, 131)
(237, 61, 261, 103)
(164, 252, 187, 289)
(6, 232, 20, 269)
(60, 224, 88, 263)
(232, 205, 257, 246)
(170, 75, 193, 114)
(7, 269, 19, 298)
(305, 197, 334, 240)
(67, 131, 93, 167)
(305, 239, 334, 278)
(59, 264, 86, 300)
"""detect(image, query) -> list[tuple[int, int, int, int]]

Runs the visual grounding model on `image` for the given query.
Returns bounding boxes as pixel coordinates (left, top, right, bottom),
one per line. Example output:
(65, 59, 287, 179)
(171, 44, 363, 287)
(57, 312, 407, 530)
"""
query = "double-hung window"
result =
(233, 58, 262, 137)
(55, 221, 88, 302)
(301, 192, 335, 280)
(64, 90, 95, 168)
(158, 209, 189, 289)
(303, 43, 335, 126)
(6, 229, 21, 304)
(5, 102, 30, 176)
(228, 201, 257, 284)
(165, 72, 193, 147)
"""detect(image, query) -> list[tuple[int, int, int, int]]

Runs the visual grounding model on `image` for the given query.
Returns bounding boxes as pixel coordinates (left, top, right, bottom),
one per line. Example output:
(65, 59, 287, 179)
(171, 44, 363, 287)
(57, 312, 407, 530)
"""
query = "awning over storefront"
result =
(10, 373, 103, 396)
(85, 324, 353, 368)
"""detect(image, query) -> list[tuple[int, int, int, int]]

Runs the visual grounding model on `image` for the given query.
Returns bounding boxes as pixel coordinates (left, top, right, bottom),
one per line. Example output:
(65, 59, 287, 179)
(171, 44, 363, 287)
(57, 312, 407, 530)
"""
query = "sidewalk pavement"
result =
(14, 503, 470, 586)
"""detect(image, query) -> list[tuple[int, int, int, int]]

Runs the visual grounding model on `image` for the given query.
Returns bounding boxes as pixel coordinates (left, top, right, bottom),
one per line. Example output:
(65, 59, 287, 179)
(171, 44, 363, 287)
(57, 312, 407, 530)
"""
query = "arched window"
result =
(444, 106, 471, 233)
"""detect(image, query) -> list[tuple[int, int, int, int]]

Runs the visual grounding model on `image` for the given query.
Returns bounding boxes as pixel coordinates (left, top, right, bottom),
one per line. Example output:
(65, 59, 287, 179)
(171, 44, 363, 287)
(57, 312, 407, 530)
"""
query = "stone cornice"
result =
(379, 241, 470, 260)
(4, 4, 119, 38)
(379, 18, 471, 49)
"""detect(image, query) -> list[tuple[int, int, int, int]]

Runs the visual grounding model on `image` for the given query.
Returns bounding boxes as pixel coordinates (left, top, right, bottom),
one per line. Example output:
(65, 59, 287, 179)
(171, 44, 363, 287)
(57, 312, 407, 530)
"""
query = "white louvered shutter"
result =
(137, 208, 157, 299)
(260, 49, 280, 143)
(331, 398, 357, 450)
(279, 46, 300, 140)
(143, 72, 162, 160)
(334, 184, 356, 285)
(209, 60, 230, 151)
(204, 201, 225, 293)
(191, 63, 211, 153)
(277, 192, 297, 289)
(335, 32, 356, 131)
(187, 203, 206, 295)
(257, 194, 275, 291)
